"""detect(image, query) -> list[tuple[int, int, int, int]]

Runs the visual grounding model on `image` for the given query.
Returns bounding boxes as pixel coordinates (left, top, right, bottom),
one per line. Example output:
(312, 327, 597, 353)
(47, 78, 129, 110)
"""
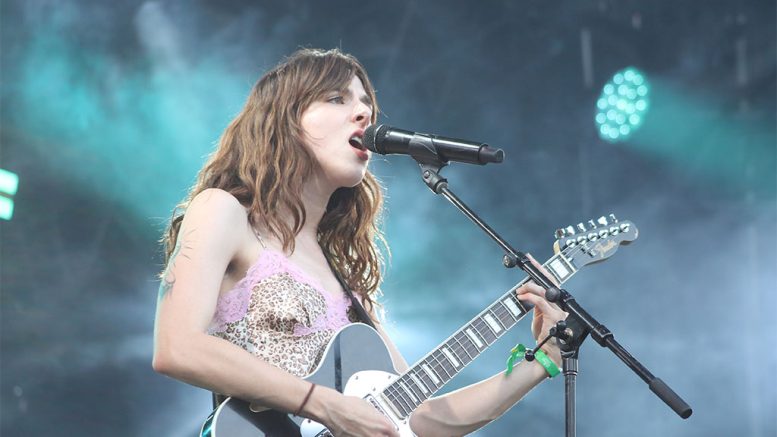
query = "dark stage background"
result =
(2, 1, 775, 436)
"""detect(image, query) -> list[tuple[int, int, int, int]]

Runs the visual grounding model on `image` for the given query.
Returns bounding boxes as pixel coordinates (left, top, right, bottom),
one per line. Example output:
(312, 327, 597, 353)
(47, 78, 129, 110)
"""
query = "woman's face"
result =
(300, 76, 373, 191)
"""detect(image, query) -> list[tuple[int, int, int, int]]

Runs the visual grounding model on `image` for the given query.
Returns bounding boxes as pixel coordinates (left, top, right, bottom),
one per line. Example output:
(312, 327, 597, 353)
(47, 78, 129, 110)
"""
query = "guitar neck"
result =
(379, 251, 580, 419)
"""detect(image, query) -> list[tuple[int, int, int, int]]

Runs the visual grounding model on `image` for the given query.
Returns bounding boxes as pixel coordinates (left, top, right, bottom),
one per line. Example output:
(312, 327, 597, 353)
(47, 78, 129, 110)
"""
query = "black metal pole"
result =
(563, 356, 578, 437)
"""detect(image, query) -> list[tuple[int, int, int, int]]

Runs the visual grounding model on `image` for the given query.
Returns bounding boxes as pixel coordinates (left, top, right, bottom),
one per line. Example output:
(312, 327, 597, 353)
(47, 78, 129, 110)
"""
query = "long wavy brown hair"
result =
(161, 48, 388, 313)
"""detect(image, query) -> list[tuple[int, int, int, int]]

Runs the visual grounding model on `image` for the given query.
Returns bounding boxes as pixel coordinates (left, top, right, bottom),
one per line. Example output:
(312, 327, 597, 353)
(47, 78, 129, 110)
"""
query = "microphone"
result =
(363, 124, 504, 165)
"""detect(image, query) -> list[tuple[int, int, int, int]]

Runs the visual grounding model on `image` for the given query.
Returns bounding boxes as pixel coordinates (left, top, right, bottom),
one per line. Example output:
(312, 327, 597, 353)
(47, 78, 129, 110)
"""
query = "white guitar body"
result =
(202, 323, 413, 437)
(299, 370, 413, 437)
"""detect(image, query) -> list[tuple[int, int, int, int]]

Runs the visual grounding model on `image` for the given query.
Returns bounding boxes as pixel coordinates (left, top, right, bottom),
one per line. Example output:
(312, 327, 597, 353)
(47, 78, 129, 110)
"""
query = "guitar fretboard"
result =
(380, 251, 578, 419)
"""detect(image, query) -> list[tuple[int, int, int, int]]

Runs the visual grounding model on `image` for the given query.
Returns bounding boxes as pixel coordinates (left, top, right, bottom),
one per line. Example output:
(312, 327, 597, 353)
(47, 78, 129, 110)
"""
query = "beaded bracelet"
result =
(505, 343, 560, 378)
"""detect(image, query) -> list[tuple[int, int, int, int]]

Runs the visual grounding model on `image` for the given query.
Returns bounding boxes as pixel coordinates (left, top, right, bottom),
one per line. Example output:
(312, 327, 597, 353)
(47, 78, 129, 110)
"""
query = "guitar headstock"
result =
(553, 214, 638, 268)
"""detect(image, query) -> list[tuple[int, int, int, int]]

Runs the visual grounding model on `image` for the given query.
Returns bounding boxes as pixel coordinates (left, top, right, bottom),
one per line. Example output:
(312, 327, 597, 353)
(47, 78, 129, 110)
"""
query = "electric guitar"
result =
(201, 215, 638, 436)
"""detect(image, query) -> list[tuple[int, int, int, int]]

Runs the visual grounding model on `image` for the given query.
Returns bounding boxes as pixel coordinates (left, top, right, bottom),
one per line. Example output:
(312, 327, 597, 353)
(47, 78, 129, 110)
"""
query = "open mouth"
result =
(348, 135, 365, 151)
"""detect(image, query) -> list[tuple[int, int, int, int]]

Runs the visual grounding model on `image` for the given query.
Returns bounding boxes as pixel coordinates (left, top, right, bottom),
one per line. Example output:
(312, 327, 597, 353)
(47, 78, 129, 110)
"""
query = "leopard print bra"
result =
(208, 231, 358, 377)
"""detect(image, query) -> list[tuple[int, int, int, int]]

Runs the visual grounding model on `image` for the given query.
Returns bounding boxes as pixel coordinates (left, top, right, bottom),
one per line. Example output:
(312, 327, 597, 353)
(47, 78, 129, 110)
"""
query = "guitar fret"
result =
(398, 381, 419, 405)
(396, 384, 416, 409)
(416, 366, 438, 392)
(546, 263, 562, 283)
(474, 318, 497, 344)
(383, 390, 409, 418)
(493, 302, 517, 329)
(439, 350, 457, 375)
(503, 296, 523, 318)
(389, 386, 413, 416)
(421, 363, 441, 386)
(512, 289, 531, 314)
(465, 327, 485, 349)
(402, 374, 426, 400)
(455, 332, 478, 358)
(441, 346, 461, 368)
(483, 311, 503, 334)
(548, 253, 575, 282)
(409, 372, 430, 394)
(430, 352, 453, 380)
(447, 337, 472, 365)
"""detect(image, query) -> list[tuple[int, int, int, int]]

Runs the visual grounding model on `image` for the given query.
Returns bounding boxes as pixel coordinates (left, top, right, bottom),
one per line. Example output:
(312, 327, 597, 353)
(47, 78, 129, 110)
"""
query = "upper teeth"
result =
(350, 136, 363, 146)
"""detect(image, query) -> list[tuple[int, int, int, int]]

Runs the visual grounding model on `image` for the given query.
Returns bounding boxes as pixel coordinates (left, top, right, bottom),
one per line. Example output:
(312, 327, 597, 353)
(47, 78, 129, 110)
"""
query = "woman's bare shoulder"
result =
(183, 188, 249, 240)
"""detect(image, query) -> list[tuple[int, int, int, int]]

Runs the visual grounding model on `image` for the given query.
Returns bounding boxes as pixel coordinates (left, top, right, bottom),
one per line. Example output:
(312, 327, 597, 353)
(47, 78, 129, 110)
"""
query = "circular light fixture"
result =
(595, 67, 650, 143)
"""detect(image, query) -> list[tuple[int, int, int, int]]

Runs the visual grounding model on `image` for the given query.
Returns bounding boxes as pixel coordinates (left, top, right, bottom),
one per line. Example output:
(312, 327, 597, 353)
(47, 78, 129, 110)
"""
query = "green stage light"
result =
(0, 168, 18, 220)
(595, 67, 650, 143)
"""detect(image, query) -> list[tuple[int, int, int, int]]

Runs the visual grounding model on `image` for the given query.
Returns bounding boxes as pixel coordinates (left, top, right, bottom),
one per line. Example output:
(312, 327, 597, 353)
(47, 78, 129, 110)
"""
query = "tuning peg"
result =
(577, 223, 586, 233)
(565, 226, 575, 235)
(597, 216, 608, 226)
(588, 219, 597, 229)
(555, 229, 565, 239)
(609, 213, 618, 223)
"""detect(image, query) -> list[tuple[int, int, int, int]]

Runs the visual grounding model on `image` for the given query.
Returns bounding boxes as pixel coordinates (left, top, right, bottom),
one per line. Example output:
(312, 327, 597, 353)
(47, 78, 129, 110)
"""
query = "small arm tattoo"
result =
(159, 227, 195, 299)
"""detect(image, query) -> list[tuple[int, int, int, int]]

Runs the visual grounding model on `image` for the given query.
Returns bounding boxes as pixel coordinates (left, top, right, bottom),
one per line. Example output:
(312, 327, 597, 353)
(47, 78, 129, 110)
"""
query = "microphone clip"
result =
(419, 162, 449, 194)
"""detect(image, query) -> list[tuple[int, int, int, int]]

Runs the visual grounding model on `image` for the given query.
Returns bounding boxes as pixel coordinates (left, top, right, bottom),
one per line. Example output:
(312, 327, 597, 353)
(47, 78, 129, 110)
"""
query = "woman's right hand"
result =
(315, 388, 399, 437)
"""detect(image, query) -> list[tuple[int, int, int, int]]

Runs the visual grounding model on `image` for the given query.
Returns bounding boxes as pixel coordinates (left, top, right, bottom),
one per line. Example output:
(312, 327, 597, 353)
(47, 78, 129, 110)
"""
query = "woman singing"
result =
(153, 48, 566, 437)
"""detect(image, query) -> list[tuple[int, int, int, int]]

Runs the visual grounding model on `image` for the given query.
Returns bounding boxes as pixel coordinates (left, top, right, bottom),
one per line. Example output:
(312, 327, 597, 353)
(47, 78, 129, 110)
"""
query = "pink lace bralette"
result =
(208, 248, 352, 336)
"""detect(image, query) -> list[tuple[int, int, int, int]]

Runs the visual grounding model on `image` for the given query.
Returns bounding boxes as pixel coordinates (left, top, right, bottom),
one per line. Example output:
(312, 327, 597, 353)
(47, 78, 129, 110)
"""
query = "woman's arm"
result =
(408, 259, 566, 437)
(152, 188, 399, 437)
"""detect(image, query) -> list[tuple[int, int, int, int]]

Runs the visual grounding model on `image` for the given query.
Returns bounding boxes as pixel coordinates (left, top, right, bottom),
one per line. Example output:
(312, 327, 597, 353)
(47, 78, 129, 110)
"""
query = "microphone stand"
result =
(413, 159, 693, 436)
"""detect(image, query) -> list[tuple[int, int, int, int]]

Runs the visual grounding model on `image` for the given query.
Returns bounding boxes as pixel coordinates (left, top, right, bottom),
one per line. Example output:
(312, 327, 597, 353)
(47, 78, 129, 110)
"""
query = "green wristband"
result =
(533, 348, 560, 378)
(505, 343, 560, 378)
(505, 344, 527, 375)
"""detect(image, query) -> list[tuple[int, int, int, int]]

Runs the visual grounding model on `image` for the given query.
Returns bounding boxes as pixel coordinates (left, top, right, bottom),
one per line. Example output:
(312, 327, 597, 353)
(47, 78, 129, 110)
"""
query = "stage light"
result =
(595, 67, 650, 143)
(0, 168, 18, 220)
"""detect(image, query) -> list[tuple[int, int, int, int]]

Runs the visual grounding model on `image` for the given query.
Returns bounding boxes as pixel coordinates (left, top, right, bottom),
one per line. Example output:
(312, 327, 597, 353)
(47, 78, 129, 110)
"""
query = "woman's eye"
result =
(327, 95, 345, 104)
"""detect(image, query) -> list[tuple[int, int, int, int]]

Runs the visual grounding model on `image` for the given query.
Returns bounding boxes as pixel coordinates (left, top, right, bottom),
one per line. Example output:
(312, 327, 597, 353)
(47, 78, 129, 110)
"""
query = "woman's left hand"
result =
(515, 254, 568, 366)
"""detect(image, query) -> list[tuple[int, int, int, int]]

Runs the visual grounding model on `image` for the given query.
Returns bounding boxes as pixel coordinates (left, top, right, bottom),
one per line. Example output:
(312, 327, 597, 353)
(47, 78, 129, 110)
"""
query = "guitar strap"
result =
(324, 252, 377, 330)
(325, 252, 377, 394)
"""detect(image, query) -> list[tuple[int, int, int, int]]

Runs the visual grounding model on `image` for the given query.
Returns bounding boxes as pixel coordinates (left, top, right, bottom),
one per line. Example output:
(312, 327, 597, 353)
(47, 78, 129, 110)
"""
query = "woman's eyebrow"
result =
(358, 94, 373, 107)
(343, 88, 373, 108)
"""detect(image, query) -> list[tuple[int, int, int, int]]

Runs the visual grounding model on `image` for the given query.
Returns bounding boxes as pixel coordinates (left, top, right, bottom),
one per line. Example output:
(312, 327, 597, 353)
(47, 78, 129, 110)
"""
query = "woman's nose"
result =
(353, 102, 371, 125)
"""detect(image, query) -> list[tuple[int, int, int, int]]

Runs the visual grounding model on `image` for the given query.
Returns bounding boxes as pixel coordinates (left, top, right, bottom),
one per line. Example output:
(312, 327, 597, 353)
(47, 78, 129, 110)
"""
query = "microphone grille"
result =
(363, 124, 388, 153)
